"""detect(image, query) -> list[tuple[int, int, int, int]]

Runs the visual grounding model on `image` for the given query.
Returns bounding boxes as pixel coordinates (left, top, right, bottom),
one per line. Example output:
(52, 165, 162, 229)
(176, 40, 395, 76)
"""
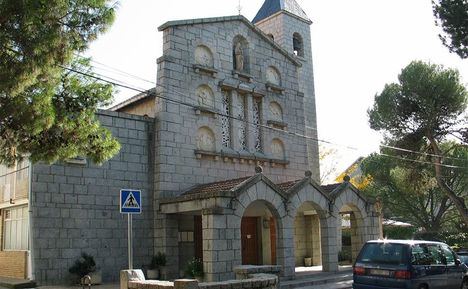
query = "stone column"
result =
(202, 209, 234, 282)
(277, 216, 295, 279)
(321, 214, 338, 272)
(311, 215, 322, 265)
(154, 213, 179, 279)
(350, 213, 362, 263)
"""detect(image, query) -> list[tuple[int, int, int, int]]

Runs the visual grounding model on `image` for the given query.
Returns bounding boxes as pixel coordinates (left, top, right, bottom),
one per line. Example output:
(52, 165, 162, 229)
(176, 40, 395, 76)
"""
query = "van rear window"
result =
(357, 243, 409, 265)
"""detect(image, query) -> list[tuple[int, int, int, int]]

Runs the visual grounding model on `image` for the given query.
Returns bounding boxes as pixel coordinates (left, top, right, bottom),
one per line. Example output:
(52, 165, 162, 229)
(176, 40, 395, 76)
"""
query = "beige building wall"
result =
(116, 97, 157, 118)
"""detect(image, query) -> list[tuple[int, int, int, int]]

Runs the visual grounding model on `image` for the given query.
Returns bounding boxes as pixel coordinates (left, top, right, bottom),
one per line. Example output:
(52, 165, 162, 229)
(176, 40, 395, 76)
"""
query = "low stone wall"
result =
(120, 270, 278, 289)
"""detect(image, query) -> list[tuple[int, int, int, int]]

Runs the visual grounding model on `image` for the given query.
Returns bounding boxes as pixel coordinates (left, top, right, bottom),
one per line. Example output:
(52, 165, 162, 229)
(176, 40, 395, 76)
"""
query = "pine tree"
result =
(0, 0, 120, 166)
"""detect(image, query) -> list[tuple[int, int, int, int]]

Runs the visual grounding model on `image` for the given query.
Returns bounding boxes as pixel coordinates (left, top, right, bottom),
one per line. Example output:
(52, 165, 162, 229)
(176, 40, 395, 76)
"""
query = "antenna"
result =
(237, 0, 242, 15)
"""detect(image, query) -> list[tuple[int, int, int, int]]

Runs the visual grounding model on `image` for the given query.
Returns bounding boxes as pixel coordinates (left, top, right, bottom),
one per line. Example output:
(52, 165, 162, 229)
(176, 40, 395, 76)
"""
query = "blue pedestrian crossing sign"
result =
(120, 189, 142, 214)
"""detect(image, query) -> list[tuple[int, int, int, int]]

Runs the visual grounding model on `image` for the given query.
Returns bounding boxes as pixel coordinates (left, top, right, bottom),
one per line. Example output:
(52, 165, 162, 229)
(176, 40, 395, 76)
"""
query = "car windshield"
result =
(459, 254, 468, 265)
(357, 243, 409, 265)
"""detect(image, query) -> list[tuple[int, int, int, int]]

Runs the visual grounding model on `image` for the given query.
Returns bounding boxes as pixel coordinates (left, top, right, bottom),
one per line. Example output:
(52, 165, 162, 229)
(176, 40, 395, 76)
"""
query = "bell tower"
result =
(253, 0, 320, 182)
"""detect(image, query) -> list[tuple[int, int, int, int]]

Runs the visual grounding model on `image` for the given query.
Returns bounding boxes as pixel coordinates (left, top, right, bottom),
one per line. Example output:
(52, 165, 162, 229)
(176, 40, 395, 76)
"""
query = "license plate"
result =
(370, 269, 390, 276)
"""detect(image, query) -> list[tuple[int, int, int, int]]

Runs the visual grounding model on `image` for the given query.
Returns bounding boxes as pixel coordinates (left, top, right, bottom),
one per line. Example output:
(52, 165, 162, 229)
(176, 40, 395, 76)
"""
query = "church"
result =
(0, 0, 381, 284)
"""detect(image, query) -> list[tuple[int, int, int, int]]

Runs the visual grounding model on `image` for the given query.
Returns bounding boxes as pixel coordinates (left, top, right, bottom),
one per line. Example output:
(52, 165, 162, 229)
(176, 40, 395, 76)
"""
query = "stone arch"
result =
(233, 35, 250, 73)
(196, 126, 216, 151)
(194, 45, 214, 67)
(269, 101, 283, 121)
(288, 184, 335, 272)
(270, 138, 285, 160)
(293, 32, 304, 57)
(266, 66, 281, 86)
(196, 84, 215, 108)
(334, 188, 368, 264)
(232, 179, 294, 277)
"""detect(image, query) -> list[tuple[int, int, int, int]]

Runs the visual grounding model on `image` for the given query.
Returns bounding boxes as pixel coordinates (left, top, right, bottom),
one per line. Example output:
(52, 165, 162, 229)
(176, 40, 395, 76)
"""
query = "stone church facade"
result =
(0, 0, 381, 284)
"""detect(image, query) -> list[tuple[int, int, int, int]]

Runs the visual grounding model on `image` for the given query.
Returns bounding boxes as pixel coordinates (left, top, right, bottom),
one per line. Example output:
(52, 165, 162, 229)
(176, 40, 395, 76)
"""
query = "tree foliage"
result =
(368, 60, 468, 226)
(361, 144, 467, 233)
(433, 0, 468, 58)
(0, 0, 120, 166)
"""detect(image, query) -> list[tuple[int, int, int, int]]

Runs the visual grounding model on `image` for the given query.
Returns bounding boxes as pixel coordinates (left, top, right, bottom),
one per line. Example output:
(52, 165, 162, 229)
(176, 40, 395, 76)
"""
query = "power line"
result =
(77, 56, 468, 164)
(0, 166, 30, 179)
(379, 153, 466, 169)
(74, 53, 156, 85)
(380, 144, 467, 162)
(61, 64, 468, 170)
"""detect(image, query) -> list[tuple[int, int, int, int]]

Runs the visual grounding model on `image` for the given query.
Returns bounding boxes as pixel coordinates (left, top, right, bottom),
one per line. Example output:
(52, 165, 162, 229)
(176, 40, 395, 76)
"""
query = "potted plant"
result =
(304, 256, 312, 267)
(185, 257, 204, 281)
(147, 252, 167, 280)
(69, 253, 102, 285)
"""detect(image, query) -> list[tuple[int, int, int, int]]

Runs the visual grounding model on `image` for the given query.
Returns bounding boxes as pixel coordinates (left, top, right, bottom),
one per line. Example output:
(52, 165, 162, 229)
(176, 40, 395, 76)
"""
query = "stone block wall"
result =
(255, 14, 320, 182)
(155, 18, 310, 200)
(30, 110, 154, 284)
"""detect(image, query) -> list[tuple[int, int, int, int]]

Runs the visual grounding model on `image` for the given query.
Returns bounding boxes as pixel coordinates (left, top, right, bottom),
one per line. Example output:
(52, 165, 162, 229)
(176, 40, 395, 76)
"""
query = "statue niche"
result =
(233, 36, 249, 73)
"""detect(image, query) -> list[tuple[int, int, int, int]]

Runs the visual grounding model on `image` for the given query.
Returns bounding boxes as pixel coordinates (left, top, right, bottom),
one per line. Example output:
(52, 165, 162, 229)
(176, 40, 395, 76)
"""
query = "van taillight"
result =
(353, 266, 366, 275)
(394, 270, 411, 279)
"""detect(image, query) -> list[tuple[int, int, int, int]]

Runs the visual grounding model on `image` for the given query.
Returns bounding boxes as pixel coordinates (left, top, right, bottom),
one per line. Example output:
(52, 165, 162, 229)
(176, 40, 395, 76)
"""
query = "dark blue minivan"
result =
(353, 240, 468, 289)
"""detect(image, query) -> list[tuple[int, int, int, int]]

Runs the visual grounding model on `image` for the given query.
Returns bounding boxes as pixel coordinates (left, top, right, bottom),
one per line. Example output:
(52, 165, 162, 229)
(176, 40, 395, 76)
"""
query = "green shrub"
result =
(69, 253, 97, 278)
(185, 257, 203, 278)
(383, 226, 417, 240)
(150, 252, 167, 269)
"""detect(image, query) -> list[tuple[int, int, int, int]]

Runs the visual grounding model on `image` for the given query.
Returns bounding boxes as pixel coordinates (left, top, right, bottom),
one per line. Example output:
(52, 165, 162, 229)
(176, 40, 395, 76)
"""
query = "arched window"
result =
(194, 45, 214, 67)
(269, 101, 283, 121)
(233, 35, 249, 73)
(196, 85, 214, 108)
(266, 66, 281, 86)
(271, 139, 285, 159)
(293, 33, 304, 57)
(196, 127, 216, 151)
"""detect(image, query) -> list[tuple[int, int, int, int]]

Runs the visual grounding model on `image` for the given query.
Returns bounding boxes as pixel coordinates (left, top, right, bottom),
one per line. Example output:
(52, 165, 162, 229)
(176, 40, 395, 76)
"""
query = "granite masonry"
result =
(0, 0, 381, 284)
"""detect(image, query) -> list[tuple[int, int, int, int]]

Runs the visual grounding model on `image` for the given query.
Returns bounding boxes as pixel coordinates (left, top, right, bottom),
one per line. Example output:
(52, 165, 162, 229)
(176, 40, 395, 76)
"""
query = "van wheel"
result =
(462, 279, 468, 289)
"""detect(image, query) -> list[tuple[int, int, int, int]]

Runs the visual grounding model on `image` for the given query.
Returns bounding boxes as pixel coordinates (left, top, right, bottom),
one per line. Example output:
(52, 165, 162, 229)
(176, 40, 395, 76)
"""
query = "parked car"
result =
(353, 240, 468, 289)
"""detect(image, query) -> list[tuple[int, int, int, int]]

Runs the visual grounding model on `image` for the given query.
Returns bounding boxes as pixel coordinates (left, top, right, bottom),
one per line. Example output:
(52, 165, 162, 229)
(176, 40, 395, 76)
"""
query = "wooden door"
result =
(194, 215, 203, 261)
(270, 217, 277, 265)
(241, 217, 259, 265)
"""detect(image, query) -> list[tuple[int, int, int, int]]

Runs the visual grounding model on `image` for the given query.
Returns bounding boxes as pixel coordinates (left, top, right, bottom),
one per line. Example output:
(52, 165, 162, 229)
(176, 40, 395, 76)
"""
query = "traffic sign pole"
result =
(120, 189, 141, 270)
(128, 214, 133, 269)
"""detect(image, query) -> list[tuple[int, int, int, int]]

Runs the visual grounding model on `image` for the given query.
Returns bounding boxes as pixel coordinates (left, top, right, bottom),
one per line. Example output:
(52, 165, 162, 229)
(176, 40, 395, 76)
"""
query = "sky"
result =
(85, 0, 468, 182)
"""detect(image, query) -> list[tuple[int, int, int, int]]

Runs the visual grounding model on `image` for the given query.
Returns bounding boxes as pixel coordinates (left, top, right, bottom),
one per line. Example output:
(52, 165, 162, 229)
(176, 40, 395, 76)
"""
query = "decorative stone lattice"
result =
(271, 139, 285, 159)
(195, 45, 214, 67)
(221, 91, 231, 148)
(237, 94, 247, 150)
(253, 99, 262, 152)
(196, 85, 215, 107)
(269, 102, 283, 121)
(196, 127, 215, 151)
(266, 66, 281, 85)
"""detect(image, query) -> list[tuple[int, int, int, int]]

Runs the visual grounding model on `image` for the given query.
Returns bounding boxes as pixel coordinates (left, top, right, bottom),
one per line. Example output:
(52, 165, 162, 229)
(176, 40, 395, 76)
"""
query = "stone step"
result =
(0, 277, 36, 289)
(280, 272, 353, 289)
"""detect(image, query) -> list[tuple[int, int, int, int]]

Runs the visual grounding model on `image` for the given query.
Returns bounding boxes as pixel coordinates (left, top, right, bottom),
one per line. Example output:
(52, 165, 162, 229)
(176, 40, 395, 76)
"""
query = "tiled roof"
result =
(276, 179, 301, 192)
(252, 0, 310, 24)
(320, 183, 341, 194)
(182, 176, 252, 196)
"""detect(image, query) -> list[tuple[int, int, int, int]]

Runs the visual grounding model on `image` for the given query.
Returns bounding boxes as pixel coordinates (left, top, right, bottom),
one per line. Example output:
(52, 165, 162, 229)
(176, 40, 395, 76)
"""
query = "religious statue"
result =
(234, 42, 244, 71)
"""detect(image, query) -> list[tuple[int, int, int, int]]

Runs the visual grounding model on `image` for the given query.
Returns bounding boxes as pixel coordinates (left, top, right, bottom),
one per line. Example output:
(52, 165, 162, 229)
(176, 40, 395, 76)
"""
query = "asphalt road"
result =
(302, 279, 353, 289)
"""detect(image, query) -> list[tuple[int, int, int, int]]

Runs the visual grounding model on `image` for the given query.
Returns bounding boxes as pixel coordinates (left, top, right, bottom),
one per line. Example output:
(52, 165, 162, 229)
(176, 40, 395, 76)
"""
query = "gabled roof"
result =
(158, 15, 301, 67)
(252, 0, 311, 24)
(182, 176, 252, 196)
